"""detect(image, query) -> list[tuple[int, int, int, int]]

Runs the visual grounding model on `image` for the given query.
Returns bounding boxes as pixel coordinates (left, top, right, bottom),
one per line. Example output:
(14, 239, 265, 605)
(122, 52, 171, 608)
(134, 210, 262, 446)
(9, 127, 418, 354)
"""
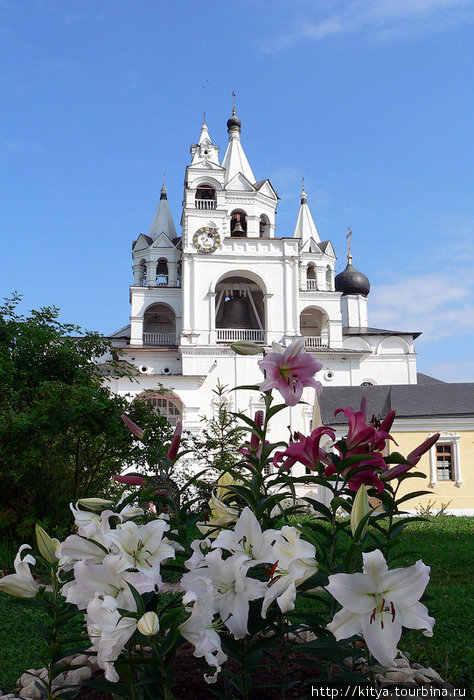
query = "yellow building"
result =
(320, 378, 474, 515)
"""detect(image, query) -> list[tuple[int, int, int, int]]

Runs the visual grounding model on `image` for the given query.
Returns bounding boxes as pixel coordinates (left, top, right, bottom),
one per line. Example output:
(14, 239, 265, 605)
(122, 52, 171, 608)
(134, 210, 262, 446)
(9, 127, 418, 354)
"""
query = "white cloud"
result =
(370, 215, 474, 345)
(265, 0, 473, 51)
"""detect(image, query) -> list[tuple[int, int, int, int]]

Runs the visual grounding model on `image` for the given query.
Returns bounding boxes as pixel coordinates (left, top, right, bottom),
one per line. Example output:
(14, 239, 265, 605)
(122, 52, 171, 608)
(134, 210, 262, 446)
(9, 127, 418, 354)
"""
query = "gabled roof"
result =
(319, 383, 474, 423)
(148, 185, 177, 240)
(318, 240, 335, 256)
(225, 171, 256, 192)
(151, 231, 175, 249)
(254, 179, 279, 200)
(344, 326, 422, 339)
(132, 234, 153, 251)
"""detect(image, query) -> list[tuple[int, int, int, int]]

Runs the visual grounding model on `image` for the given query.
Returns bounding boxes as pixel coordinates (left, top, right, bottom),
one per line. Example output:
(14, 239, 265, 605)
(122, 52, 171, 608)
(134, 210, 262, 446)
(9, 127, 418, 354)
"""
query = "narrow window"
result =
(436, 444, 453, 480)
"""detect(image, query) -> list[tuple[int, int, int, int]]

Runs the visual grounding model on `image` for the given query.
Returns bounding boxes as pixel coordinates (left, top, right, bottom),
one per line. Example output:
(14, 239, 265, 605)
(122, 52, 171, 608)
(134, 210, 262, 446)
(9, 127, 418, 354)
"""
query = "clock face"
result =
(192, 226, 221, 254)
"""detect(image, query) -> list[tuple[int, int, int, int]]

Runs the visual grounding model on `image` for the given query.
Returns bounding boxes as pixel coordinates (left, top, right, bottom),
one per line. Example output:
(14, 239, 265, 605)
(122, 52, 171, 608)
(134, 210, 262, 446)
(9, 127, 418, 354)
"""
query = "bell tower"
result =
(180, 108, 280, 349)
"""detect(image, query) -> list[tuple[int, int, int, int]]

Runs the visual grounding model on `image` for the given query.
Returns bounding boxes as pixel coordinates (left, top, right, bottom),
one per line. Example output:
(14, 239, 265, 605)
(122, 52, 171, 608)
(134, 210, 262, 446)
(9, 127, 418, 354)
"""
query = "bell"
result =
(231, 215, 245, 237)
(220, 296, 253, 328)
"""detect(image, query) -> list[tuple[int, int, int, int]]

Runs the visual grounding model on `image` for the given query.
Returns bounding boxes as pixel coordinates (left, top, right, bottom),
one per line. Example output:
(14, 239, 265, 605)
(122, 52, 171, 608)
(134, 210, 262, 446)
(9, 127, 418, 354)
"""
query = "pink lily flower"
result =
(372, 410, 397, 451)
(334, 404, 376, 450)
(324, 451, 388, 493)
(166, 421, 182, 462)
(258, 338, 322, 407)
(274, 426, 336, 471)
(121, 414, 144, 439)
(383, 433, 440, 481)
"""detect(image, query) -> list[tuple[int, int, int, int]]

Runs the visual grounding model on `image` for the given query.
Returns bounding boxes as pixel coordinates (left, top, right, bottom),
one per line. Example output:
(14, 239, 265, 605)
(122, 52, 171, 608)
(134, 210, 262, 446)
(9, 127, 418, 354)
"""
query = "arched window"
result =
(143, 303, 176, 346)
(307, 264, 317, 290)
(156, 258, 169, 286)
(215, 274, 265, 343)
(144, 395, 182, 427)
(195, 184, 217, 210)
(299, 307, 329, 349)
(259, 214, 270, 237)
(230, 209, 247, 237)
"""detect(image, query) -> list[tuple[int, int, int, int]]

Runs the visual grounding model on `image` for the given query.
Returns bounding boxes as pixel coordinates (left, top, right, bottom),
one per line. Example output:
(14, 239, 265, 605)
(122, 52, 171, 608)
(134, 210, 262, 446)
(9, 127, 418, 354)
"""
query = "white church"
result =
(107, 108, 420, 441)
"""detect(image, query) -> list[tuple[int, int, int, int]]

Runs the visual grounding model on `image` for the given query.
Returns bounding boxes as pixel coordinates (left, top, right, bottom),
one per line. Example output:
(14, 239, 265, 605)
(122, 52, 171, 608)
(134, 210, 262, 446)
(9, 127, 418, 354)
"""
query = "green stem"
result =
(45, 565, 59, 700)
(151, 640, 171, 700)
(384, 481, 401, 558)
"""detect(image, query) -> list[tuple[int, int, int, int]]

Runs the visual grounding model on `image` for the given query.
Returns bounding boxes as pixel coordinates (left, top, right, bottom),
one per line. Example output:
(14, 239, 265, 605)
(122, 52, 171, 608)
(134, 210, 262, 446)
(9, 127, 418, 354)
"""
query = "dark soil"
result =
(75, 643, 326, 699)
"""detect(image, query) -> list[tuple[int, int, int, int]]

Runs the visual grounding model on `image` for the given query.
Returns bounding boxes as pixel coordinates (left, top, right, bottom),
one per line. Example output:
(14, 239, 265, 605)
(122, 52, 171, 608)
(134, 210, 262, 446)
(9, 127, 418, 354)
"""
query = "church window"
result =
(259, 214, 270, 237)
(230, 209, 247, 237)
(436, 444, 454, 481)
(428, 432, 461, 488)
(143, 303, 176, 346)
(144, 395, 182, 427)
(156, 258, 169, 286)
(307, 264, 317, 290)
(195, 184, 217, 210)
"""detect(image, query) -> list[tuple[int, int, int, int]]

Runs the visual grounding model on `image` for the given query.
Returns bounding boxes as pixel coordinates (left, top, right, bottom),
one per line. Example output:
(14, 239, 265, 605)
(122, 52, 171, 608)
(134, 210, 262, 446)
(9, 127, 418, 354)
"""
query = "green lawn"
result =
(0, 517, 473, 694)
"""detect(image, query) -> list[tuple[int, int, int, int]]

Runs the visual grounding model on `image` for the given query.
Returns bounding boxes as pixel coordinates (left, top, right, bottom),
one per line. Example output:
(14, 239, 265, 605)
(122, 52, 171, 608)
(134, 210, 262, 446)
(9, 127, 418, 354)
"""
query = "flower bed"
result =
(0, 339, 444, 699)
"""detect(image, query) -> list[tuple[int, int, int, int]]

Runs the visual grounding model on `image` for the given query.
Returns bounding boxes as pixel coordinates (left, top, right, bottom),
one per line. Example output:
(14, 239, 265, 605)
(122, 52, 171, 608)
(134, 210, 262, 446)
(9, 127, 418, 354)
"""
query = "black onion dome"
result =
(335, 263, 370, 296)
(227, 111, 241, 131)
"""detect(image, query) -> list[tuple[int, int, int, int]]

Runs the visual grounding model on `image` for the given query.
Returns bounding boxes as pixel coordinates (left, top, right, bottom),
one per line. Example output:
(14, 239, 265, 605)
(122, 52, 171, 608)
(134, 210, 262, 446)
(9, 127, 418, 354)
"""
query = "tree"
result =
(0, 294, 169, 541)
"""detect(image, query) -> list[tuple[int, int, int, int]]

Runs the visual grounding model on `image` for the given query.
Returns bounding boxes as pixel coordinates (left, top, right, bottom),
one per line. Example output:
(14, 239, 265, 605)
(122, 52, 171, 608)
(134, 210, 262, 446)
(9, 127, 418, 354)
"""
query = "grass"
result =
(1, 517, 473, 694)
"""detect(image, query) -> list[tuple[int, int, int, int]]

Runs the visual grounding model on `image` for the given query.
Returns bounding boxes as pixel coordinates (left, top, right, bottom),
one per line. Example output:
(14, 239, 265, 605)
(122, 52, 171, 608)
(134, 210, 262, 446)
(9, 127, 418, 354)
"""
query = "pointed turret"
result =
(221, 107, 255, 185)
(293, 182, 320, 243)
(148, 180, 177, 240)
(191, 116, 219, 165)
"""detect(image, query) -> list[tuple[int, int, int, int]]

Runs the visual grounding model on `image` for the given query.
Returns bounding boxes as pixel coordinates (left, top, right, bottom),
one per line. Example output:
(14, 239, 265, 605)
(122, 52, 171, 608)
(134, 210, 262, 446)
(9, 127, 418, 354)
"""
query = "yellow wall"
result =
(387, 430, 474, 513)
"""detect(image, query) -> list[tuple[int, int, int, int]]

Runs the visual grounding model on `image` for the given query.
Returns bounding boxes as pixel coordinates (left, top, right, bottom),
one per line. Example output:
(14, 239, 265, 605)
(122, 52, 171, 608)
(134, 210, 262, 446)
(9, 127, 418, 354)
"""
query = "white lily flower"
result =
(86, 594, 137, 682)
(0, 545, 39, 598)
(181, 550, 266, 639)
(326, 549, 435, 667)
(212, 507, 277, 566)
(61, 553, 154, 610)
(58, 533, 109, 569)
(262, 526, 318, 618)
(185, 538, 211, 570)
(179, 577, 228, 684)
(105, 519, 175, 586)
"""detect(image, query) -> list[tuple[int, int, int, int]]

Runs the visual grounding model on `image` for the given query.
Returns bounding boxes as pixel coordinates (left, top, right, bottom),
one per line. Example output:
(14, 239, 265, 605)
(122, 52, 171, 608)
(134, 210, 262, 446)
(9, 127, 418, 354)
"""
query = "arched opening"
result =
(307, 263, 317, 290)
(299, 307, 329, 349)
(142, 393, 182, 427)
(143, 303, 176, 346)
(326, 265, 332, 291)
(215, 275, 265, 343)
(156, 258, 169, 286)
(259, 214, 270, 237)
(230, 209, 247, 237)
(195, 184, 217, 210)
(139, 259, 147, 286)
(176, 260, 182, 287)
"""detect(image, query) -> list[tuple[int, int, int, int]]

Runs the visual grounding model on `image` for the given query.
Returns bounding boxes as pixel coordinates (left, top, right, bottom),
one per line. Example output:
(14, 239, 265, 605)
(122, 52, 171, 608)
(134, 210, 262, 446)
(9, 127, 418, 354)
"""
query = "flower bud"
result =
(113, 474, 147, 486)
(166, 421, 182, 462)
(121, 414, 145, 439)
(230, 340, 264, 355)
(77, 497, 114, 511)
(35, 524, 59, 564)
(137, 611, 160, 636)
(350, 484, 370, 539)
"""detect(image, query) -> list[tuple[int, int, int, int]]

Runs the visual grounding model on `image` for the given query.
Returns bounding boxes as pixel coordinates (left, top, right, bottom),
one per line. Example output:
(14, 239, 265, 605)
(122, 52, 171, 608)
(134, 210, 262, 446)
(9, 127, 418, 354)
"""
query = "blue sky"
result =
(1, 0, 473, 381)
